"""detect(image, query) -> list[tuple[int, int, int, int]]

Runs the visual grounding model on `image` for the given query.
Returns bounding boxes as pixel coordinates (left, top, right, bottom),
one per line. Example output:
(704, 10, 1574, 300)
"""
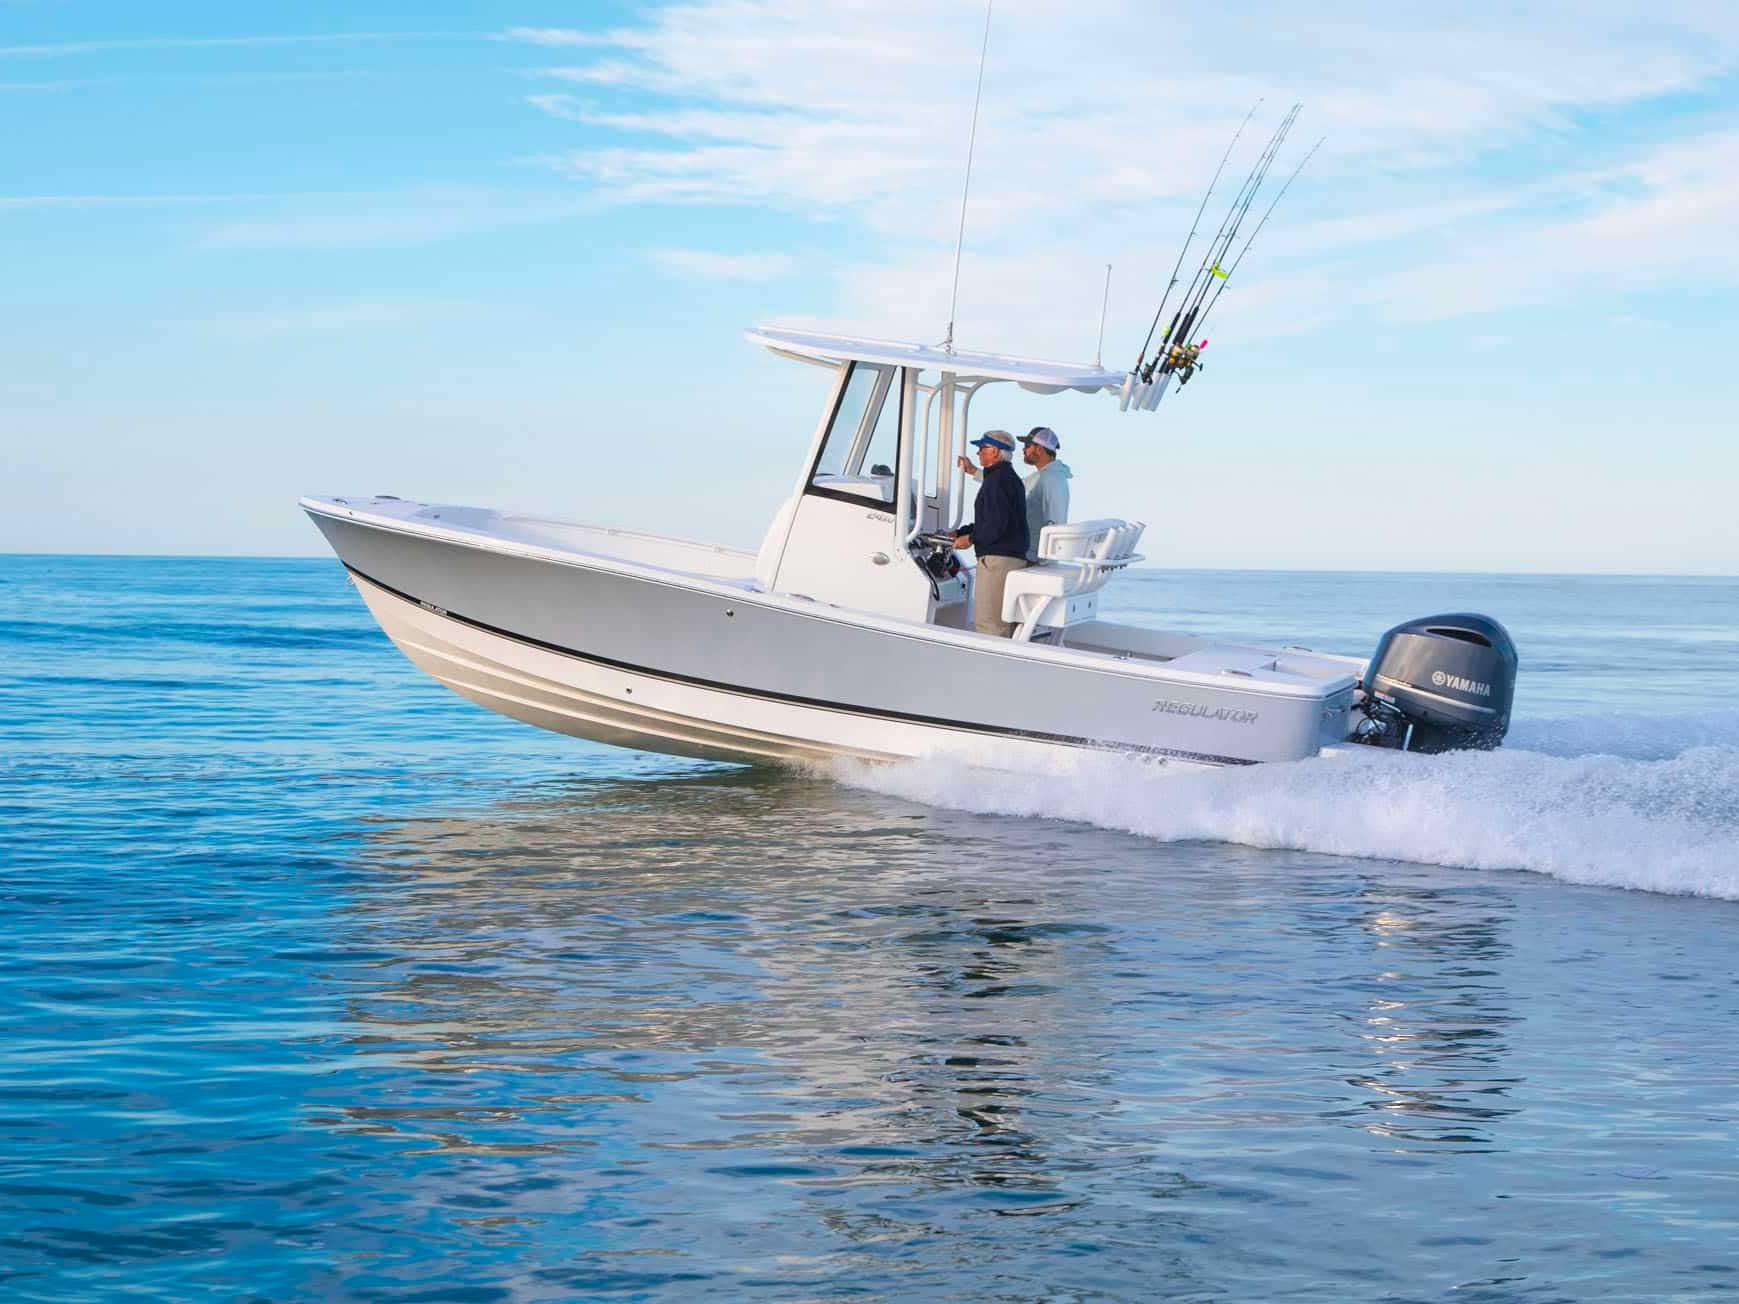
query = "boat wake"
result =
(830, 712, 1739, 899)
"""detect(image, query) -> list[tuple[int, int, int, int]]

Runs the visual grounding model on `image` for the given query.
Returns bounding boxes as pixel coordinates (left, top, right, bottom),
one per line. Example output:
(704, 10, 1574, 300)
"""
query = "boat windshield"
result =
(808, 361, 900, 507)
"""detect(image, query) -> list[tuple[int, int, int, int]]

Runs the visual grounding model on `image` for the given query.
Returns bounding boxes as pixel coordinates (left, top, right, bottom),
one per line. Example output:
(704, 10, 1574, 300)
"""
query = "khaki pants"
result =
(973, 555, 1029, 637)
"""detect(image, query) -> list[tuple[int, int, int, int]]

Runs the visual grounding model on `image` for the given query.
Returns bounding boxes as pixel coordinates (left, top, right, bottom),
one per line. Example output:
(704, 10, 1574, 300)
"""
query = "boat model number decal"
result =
(1151, 699, 1259, 724)
(1430, 669, 1491, 696)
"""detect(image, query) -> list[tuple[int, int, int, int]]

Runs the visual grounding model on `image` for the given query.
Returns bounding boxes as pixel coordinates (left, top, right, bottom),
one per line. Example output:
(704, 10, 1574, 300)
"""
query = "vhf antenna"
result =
(1095, 263, 1112, 367)
(942, 0, 994, 355)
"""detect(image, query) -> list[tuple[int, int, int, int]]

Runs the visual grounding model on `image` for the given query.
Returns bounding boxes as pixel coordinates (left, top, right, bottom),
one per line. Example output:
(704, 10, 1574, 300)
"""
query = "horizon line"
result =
(2, 552, 1735, 581)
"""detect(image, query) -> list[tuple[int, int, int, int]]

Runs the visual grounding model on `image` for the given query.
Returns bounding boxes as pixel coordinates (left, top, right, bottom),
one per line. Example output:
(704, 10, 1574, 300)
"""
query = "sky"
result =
(3, 0, 1738, 572)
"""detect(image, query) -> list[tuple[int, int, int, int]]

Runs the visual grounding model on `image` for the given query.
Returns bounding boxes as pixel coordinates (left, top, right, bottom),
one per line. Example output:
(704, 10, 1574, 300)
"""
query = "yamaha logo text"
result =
(1430, 669, 1491, 697)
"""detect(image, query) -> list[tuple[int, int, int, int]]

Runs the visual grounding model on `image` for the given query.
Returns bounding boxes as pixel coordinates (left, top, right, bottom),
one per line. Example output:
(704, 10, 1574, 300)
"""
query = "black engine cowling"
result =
(1355, 612, 1517, 753)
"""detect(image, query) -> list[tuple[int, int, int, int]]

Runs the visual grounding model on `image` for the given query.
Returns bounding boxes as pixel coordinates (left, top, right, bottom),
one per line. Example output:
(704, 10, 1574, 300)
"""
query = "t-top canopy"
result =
(745, 325, 1125, 394)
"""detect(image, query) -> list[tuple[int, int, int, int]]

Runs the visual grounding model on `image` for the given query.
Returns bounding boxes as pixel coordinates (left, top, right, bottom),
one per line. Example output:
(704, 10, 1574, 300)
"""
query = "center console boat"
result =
(302, 327, 1516, 769)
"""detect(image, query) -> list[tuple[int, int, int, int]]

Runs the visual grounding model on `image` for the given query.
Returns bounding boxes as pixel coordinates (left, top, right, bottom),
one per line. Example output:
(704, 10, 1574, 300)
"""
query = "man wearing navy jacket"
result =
(952, 430, 1031, 637)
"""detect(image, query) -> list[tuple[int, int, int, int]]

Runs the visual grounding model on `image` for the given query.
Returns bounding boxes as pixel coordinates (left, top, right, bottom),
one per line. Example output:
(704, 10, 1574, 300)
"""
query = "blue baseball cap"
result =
(969, 430, 1015, 452)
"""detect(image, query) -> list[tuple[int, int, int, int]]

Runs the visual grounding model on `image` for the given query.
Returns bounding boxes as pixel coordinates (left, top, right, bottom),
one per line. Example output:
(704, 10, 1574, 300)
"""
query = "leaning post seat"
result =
(1000, 519, 1146, 642)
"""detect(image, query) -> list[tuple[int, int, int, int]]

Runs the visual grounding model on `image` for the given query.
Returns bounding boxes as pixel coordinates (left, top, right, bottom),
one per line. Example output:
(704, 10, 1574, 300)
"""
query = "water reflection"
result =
(339, 769, 1123, 1181)
(324, 769, 1229, 1291)
(301, 768, 1539, 1294)
(1340, 886, 1521, 1151)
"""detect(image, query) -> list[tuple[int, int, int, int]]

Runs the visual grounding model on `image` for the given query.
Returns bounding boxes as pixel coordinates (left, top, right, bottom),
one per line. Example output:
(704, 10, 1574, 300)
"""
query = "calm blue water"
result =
(4, 556, 1738, 1302)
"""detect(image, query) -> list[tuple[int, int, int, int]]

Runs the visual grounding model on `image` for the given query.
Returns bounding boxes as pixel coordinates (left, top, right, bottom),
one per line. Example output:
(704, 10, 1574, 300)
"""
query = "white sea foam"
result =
(831, 714, 1739, 899)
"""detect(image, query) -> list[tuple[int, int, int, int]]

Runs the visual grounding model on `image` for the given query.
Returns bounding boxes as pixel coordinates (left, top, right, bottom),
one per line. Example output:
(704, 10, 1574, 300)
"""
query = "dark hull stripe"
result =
(345, 563, 1259, 767)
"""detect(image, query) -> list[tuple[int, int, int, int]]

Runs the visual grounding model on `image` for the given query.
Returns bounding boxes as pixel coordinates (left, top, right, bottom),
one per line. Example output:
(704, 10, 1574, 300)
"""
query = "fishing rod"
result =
(1190, 135, 1324, 343)
(1135, 116, 1278, 384)
(1131, 100, 1261, 377)
(1139, 105, 1297, 382)
(1150, 104, 1299, 380)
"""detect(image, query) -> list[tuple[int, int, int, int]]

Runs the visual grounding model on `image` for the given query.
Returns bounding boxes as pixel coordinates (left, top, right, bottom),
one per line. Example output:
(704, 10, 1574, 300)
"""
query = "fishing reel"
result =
(1128, 337, 1207, 403)
(1163, 339, 1207, 387)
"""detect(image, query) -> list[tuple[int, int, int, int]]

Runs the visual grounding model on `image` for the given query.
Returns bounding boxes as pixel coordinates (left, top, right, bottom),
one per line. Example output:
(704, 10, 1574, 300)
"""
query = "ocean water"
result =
(3, 555, 1738, 1302)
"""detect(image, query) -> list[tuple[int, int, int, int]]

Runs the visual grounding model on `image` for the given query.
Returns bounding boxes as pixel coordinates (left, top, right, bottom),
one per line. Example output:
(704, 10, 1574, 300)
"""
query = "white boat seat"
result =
(1000, 518, 1146, 642)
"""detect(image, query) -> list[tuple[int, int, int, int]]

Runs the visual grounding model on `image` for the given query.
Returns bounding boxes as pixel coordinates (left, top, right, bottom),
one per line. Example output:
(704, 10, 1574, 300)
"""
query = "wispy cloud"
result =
(212, 299, 494, 337)
(198, 188, 597, 249)
(0, 186, 600, 252)
(516, 0, 1739, 218)
(2, 69, 385, 93)
(0, 31, 467, 59)
(0, 192, 262, 210)
(1362, 127, 1739, 322)
(649, 248, 796, 281)
(186, 68, 389, 86)
(497, 28, 612, 49)
(512, 0, 1739, 346)
(0, 78, 102, 92)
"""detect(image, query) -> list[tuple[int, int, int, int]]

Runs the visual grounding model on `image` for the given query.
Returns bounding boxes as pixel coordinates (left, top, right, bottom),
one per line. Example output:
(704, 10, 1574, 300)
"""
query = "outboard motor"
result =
(1354, 613, 1517, 753)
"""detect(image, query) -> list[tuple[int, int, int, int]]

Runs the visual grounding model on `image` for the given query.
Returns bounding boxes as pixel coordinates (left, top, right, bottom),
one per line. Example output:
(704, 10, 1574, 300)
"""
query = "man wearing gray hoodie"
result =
(958, 426, 1074, 563)
(1016, 427, 1071, 562)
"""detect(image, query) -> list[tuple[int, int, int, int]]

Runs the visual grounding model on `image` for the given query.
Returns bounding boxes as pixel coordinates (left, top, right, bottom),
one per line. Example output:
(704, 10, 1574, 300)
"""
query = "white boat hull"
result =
(356, 572, 1216, 770)
(305, 497, 1364, 770)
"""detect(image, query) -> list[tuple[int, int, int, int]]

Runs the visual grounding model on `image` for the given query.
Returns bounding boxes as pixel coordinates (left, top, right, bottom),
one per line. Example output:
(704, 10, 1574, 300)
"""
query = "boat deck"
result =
(306, 495, 1365, 699)
(316, 495, 761, 584)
